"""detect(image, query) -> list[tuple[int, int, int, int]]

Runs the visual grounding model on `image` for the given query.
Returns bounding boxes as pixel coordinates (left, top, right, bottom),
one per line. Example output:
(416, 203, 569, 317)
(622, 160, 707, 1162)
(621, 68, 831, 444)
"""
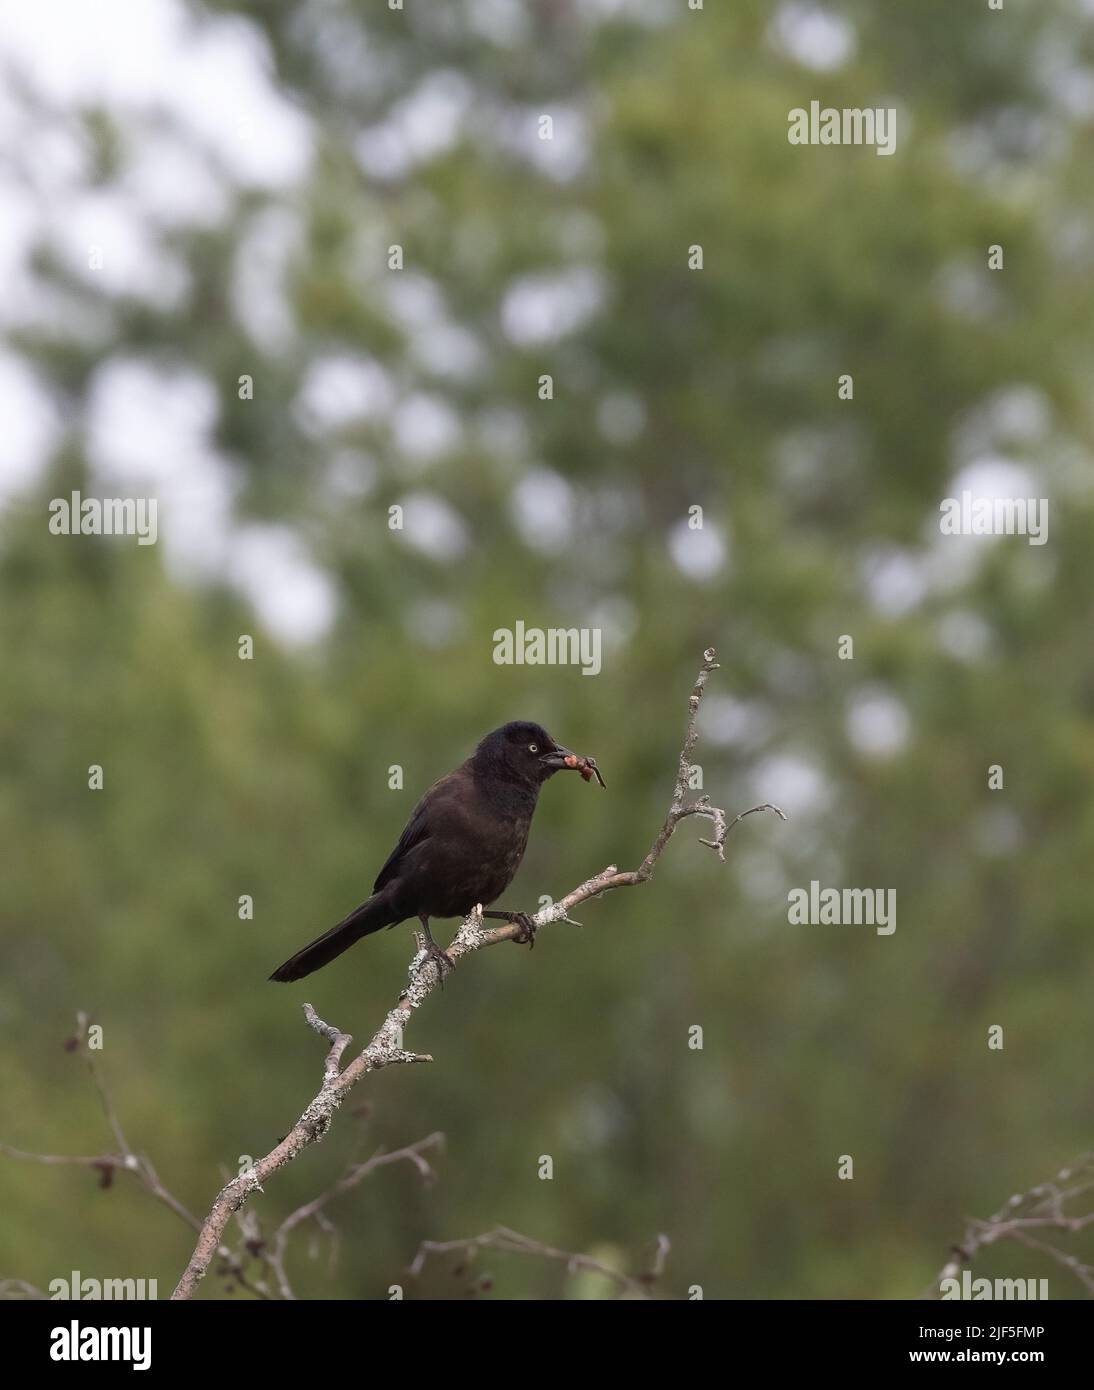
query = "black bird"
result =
(269, 721, 603, 983)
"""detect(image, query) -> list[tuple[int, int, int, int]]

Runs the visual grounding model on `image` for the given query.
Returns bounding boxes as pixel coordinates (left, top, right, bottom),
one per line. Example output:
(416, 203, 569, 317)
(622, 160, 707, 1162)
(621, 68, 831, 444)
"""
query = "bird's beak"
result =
(540, 746, 606, 787)
(539, 745, 576, 770)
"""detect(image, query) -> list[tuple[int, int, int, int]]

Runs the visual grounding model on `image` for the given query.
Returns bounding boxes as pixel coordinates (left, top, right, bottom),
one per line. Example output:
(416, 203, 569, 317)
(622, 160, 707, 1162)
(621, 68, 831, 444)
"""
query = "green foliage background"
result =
(2, 0, 1093, 1298)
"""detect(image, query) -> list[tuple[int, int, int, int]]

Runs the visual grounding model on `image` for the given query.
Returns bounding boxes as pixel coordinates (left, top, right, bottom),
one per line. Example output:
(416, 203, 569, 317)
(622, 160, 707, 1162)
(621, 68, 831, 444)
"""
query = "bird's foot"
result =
(482, 909, 539, 948)
(417, 938, 454, 987)
(509, 912, 538, 949)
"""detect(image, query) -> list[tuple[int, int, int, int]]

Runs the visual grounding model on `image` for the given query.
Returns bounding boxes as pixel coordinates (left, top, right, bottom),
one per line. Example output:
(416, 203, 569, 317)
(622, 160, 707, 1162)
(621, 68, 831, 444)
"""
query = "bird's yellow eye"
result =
(529, 743, 538, 753)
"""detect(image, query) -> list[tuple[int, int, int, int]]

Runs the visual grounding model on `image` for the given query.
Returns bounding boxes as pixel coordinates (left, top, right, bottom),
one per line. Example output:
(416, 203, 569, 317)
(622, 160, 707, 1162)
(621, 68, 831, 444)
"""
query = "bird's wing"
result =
(372, 773, 450, 892)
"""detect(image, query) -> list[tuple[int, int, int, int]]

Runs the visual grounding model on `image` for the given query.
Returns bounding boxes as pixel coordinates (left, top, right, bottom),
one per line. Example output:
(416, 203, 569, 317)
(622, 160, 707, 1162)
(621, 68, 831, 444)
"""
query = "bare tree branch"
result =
(265, 1132, 445, 1299)
(0, 1021, 449, 1300)
(927, 1152, 1094, 1297)
(5, 974, 697, 1303)
(3, 1023, 652, 1302)
(0, 1024, 274, 1299)
(302, 1003, 352, 1081)
(408, 1225, 671, 1299)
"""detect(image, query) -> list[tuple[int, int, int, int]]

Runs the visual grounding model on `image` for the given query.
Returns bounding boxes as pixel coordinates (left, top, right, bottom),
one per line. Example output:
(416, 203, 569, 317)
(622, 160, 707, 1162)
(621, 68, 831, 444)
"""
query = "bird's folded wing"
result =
(371, 775, 449, 891)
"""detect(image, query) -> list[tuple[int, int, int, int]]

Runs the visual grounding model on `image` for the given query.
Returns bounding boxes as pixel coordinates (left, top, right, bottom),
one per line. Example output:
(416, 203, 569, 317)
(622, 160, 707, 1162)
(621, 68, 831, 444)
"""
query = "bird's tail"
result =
(269, 891, 402, 982)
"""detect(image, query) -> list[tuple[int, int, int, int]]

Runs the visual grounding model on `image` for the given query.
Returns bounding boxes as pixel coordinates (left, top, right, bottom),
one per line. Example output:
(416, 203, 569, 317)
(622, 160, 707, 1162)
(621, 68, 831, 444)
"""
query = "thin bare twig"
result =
(408, 1225, 671, 1299)
(266, 1132, 445, 1299)
(0, 1279, 47, 1301)
(926, 1152, 1094, 1297)
(1, 1022, 270, 1300)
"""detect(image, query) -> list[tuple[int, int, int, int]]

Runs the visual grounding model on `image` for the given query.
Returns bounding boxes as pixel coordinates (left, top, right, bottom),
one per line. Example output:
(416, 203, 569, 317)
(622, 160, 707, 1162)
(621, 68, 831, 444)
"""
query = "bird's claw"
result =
(510, 913, 538, 949)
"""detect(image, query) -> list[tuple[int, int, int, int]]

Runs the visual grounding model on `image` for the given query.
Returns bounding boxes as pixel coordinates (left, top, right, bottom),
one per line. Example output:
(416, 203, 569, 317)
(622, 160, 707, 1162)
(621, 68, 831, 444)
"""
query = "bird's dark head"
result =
(472, 721, 604, 790)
